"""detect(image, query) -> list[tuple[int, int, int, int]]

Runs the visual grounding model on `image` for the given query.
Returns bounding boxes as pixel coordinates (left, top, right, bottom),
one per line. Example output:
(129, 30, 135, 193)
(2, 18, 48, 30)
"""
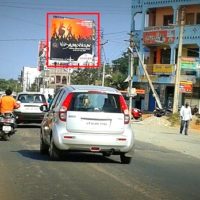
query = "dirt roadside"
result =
(142, 114, 200, 132)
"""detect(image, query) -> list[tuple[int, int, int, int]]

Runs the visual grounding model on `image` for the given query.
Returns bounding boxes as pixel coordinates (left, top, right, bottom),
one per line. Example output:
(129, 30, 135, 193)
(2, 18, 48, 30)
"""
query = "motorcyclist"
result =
(0, 89, 20, 114)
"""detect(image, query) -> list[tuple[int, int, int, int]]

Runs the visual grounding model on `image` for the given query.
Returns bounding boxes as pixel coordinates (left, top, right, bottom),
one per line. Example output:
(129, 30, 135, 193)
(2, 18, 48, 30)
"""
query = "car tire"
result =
(49, 137, 61, 161)
(120, 153, 132, 164)
(3, 134, 9, 141)
(40, 131, 49, 155)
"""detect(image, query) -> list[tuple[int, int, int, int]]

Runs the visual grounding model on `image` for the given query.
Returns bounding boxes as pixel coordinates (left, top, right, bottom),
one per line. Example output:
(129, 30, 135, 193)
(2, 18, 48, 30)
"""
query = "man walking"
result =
(180, 102, 192, 135)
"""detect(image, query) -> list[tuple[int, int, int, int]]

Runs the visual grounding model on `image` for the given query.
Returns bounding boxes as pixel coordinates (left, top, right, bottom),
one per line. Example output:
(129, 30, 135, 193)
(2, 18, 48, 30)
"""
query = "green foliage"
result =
(0, 79, 22, 93)
(166, 112, 180, 126)
(71, 68, 100, 85)
(70, 52, 130, 90)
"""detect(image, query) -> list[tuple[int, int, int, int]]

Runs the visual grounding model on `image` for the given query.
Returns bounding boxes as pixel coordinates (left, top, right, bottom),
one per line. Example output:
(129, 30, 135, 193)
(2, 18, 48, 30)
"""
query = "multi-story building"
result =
(21, 66, 41, 92)
(131, 0, 200, 111)
(39, 67, 71, 90)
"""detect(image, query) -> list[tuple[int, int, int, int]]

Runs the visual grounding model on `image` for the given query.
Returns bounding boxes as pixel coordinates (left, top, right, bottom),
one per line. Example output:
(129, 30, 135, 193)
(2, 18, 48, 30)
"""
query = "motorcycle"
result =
(0, 112, 16, 141)
(131, 108, 142, 120)
(153, 107, 166, 117)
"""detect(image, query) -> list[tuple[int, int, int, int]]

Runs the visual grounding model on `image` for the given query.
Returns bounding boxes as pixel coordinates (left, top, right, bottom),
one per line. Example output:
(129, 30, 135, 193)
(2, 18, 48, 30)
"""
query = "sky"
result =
(0, 0, 132, 80)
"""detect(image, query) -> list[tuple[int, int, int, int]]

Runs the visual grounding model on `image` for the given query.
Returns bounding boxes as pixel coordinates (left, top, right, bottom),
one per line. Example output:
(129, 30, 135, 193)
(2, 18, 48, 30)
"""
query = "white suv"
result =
(14, 92, 47, 124)
(40, 85, 135, 164)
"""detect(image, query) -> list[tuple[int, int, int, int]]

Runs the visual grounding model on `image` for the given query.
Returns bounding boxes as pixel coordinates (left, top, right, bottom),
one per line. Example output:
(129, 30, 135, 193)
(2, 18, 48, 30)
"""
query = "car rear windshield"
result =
(69, 92, 122, 113)
(18, 94, 46, 103)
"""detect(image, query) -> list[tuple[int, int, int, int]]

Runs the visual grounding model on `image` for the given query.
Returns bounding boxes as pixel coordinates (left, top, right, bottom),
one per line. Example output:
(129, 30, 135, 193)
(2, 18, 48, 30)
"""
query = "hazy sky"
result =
(0, 0, 131, 80)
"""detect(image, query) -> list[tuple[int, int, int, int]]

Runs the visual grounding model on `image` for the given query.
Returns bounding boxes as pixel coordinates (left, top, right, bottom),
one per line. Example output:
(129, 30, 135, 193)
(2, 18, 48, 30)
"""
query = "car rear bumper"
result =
(14, 112, 45, 123)
(52, 127, 135, 154)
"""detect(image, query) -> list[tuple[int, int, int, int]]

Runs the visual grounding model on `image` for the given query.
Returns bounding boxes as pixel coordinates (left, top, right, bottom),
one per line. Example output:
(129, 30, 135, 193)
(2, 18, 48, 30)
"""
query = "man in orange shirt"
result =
(0, 89, 19, 114)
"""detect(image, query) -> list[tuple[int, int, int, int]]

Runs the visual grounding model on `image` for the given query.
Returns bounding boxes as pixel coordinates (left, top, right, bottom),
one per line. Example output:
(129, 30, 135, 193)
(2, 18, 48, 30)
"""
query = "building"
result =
(39, 67, 71, 91)
(21, 66, 41, 92)
(131, 0, 200, 111)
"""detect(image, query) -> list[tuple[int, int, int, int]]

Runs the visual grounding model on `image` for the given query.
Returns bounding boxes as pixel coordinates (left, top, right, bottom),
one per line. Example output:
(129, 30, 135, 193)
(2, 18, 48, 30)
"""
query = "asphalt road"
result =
(0, 125, 200, 200)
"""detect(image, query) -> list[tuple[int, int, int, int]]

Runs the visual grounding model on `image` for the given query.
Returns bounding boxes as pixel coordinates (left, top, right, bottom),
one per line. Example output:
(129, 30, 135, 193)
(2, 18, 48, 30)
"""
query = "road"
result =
(0, 125, 200, 200)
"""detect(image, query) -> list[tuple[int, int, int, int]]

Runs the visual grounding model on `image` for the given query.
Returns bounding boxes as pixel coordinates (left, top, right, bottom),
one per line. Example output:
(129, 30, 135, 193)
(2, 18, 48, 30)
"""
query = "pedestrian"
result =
(47, 94, 53, 107)
(179, 102, 192, 135)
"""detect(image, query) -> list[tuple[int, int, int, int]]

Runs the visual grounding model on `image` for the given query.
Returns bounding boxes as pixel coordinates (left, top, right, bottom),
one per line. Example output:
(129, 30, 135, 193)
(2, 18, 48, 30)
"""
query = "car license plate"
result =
(2, 126, 11, 132)
(85, 120, 110, 128)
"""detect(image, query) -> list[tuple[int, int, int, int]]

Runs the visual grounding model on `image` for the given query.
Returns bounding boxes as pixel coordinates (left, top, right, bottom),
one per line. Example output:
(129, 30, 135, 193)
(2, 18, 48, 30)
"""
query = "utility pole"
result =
(172, 7, 185, 113)
(128, 31, 134, 117)
(130, 45, 163, 110)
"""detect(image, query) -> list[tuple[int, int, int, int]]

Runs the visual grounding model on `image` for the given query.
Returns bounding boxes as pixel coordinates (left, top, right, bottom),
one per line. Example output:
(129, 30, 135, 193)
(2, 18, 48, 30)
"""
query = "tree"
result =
(106, 52, 129, 90)
(71, 68, 100, 85)
(0, 79, 22, 92)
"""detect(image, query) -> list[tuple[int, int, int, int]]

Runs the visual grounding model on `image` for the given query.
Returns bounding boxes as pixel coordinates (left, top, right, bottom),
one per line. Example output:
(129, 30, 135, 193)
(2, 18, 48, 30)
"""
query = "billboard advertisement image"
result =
(47, 12, 100, 68)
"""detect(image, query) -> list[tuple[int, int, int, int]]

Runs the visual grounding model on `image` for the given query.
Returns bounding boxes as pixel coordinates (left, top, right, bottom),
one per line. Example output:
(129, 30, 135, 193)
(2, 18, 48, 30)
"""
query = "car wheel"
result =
(3, 134, 9, 141)
(49, 137, 61, 161)
(40, 131, 49, 155)
(120, 153, 132, 164)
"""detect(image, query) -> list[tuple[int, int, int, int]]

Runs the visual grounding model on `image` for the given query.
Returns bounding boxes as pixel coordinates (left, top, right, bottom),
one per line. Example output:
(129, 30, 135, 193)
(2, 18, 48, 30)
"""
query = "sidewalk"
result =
(131, 116, 200, 160)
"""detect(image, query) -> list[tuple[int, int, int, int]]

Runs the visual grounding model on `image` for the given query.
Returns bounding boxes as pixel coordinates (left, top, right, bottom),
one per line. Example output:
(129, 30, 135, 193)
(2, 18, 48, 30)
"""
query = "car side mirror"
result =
(40, 105, 49, 112)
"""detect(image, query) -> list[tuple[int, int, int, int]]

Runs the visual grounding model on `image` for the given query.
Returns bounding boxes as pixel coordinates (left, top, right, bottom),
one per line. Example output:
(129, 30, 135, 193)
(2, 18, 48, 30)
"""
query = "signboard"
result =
(153, 64, 174, 74)
(46, 12, 100, 68)
(38, 41, 47, 71)
(181, 57, 198, 69)
(179, 81, 193, 93)
(143, 29, 175, 44)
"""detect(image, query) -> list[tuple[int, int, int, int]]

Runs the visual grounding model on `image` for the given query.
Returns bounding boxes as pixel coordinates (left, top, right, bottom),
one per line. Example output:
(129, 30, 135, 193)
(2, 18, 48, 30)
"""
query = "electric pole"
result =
(172, 7, 185, 113)
(128, 31, 134, 117)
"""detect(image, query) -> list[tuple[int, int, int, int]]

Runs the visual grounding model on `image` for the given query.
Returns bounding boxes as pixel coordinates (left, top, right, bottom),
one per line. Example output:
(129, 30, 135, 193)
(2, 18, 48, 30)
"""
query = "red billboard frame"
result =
(46, 12, 101, 68)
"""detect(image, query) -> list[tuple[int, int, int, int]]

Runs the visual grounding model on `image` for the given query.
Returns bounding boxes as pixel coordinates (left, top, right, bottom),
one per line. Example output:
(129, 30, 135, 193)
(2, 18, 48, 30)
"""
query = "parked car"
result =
(40, 85, 135, 164)
(14, 92, 47, 124)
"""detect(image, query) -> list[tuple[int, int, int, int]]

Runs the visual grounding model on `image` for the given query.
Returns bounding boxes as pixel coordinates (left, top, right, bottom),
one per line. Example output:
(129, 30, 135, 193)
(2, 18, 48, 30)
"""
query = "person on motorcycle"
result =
(0, 89, 20, 114)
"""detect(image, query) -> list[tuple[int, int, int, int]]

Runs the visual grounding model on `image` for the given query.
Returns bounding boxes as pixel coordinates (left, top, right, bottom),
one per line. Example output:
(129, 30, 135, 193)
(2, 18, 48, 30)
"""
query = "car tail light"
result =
(119, 95, 130, 124)
(43, 102, 48, 106)
(59, 93, 73, 122)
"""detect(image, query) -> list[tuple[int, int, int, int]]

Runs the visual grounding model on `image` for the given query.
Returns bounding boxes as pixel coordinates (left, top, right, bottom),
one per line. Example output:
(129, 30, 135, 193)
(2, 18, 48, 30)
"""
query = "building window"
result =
(56, 76, 61, 83)
(62, 76, 67, 84)
(185, 13, 195, 25)
(161, 49, 170, 64)
(197, 13, 200, 24)
(163, 15, 173, 26)
(187, 48, 199, 58)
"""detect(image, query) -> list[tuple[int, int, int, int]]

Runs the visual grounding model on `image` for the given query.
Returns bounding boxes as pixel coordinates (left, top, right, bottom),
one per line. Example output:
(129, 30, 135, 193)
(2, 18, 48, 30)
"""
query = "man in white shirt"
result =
(180, 102, 192, 135)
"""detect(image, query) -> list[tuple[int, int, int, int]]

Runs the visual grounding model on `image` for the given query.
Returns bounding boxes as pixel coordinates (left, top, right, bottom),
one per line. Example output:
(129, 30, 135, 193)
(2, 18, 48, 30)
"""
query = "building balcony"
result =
(132, 0, 200, 10)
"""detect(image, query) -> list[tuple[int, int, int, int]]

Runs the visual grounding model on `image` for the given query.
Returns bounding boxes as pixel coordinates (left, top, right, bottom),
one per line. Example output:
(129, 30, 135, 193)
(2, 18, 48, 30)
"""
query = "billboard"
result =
(46, 12, 100, 68)
(38, 41, 47, 71)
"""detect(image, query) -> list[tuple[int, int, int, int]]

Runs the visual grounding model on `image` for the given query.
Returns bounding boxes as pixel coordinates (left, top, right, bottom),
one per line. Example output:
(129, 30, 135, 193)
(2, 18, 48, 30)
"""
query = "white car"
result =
(14, 92, 47, 124)
(40, 85, 135, 164)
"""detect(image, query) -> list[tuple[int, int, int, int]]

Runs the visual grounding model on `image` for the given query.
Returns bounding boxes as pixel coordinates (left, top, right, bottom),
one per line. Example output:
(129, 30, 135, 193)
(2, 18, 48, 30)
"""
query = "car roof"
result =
(17, 92, 45, 95)
(62, 85, 121, 94)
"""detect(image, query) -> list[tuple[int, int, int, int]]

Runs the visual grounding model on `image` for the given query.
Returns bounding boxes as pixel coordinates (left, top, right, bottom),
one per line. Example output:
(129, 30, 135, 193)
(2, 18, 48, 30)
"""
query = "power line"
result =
(0, 38, 44, 42)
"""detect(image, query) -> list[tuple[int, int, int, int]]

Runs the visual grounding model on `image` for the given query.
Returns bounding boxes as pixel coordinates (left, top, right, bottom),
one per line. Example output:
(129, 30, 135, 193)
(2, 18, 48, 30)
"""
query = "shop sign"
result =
(179, 81, 193, 93)
(141, 75, 158, 82)
(136, 89, 145, 94)
(181, 57, 198, 69)
(143, 29, 175, 44)
(153, 64, 174, 74)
